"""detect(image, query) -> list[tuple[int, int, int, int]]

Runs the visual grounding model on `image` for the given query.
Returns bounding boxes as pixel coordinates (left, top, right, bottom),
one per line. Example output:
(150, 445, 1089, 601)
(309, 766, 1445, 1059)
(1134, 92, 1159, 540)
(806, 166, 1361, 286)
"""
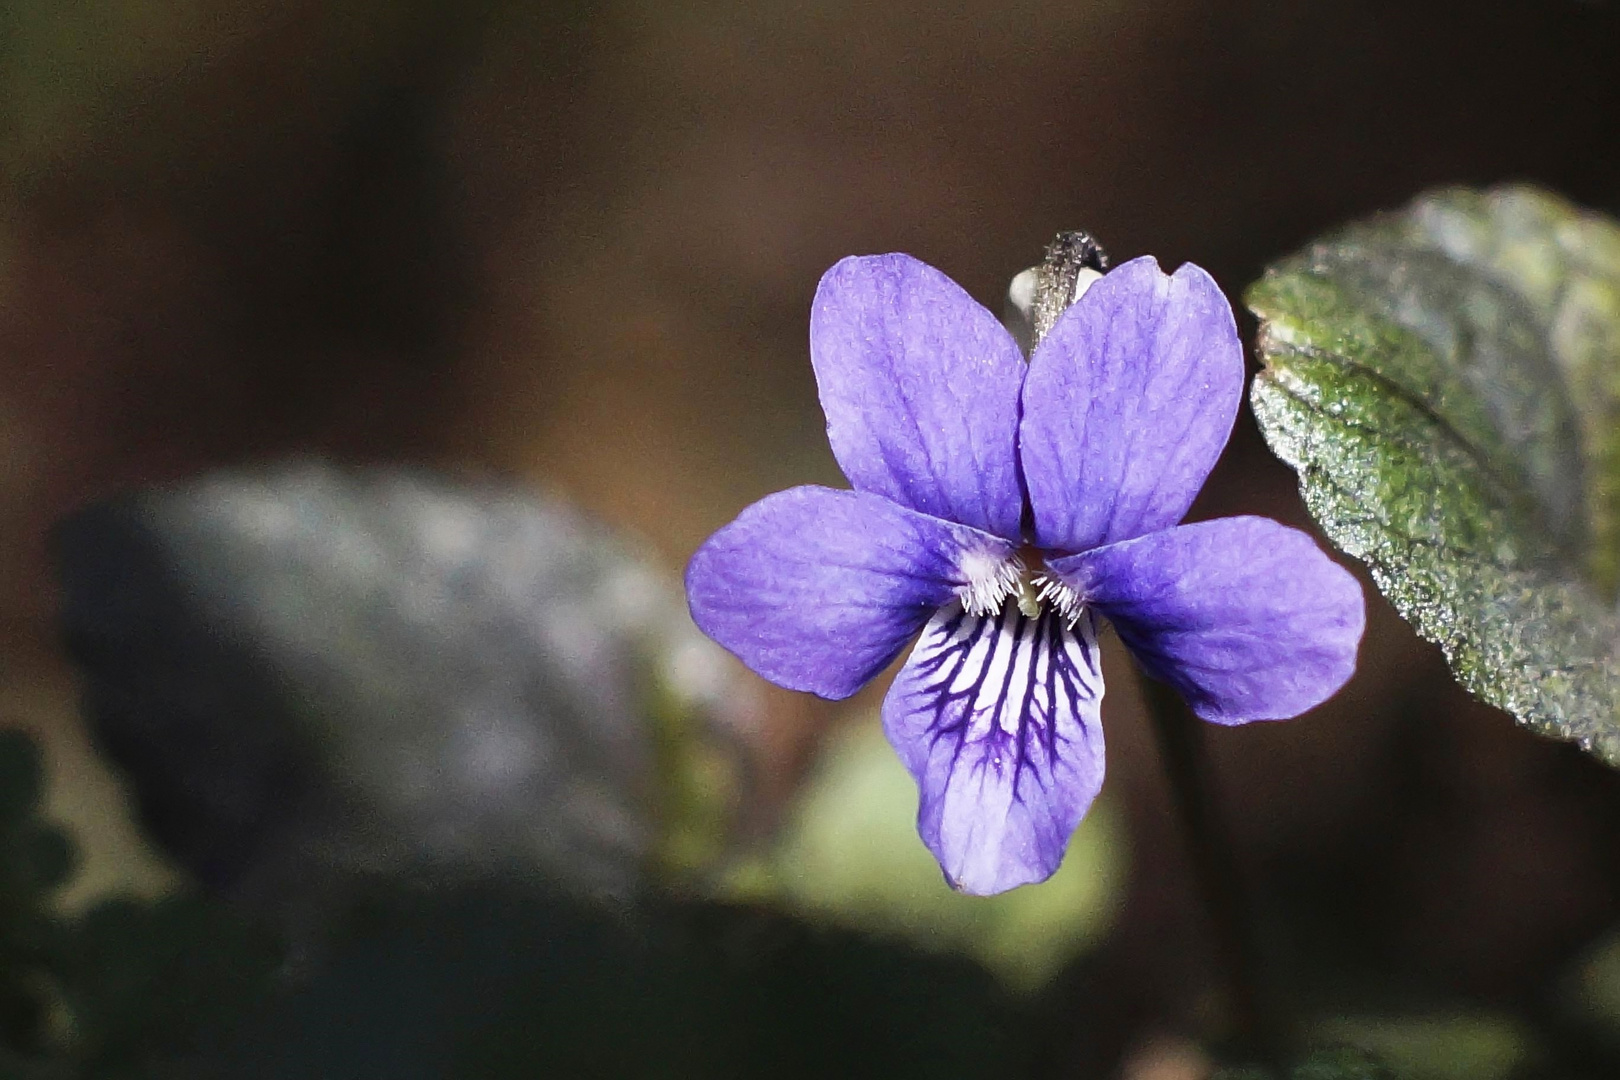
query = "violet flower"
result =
(685, 253, 1365, 895)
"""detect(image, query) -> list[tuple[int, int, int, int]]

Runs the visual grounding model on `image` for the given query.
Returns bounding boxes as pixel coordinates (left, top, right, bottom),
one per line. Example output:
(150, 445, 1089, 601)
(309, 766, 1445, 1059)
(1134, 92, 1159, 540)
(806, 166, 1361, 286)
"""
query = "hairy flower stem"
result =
(1139, 672, 1280, 1062)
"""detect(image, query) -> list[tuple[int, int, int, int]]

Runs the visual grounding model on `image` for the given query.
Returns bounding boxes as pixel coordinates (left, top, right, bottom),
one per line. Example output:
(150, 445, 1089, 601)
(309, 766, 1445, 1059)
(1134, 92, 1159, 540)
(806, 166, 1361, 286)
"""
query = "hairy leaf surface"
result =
(1249, 186, 1620, 765)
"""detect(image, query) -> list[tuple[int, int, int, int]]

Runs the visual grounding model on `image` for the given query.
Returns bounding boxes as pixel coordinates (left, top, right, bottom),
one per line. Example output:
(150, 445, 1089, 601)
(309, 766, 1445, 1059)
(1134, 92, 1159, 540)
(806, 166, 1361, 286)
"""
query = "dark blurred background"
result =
(6, 1, 1620, 1076)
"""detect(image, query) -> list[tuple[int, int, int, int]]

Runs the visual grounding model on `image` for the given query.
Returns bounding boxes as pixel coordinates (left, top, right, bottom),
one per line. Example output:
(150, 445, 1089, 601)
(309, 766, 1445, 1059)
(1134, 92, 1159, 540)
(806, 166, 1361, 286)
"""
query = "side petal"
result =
(1019, 256, 1243, 552)
(811, 254, 1027, 540)
(882, 604, 1106, 895)
(1048, 517, 1365, 724)
(685, 486, 1016, 700)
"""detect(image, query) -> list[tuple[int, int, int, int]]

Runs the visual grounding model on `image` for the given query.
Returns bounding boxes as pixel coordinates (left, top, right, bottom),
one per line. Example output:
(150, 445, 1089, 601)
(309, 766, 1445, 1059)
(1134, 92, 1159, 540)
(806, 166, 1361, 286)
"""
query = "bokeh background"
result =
(6, 1, 1620, 1076)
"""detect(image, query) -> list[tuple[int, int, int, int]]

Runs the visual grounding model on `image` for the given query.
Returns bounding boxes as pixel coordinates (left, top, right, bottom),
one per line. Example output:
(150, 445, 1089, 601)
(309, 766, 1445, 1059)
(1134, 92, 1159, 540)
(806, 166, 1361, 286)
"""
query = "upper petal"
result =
(685, 486, 1016, 700)
(882, 604, 1107, 895)
(1047, 516, 1365, 724)
(1019, 256, 1243, 552)
(811, 254, 1027, 539)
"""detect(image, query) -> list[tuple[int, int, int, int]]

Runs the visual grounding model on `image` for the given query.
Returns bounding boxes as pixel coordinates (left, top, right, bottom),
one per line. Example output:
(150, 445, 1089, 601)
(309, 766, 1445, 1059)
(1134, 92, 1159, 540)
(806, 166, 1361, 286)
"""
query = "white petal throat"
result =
(956, 551, 1086, 626)
(957, 550, 1025, 617)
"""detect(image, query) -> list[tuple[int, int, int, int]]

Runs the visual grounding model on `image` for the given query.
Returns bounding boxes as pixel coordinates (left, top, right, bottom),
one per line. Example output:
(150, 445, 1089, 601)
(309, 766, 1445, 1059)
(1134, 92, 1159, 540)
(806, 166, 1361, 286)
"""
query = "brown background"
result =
(4, 0, 1620, 1070)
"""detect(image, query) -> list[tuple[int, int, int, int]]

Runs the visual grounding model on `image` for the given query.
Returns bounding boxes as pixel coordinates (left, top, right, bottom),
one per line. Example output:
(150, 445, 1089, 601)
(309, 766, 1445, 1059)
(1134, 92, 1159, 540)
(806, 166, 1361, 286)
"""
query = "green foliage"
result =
(723, 716, 1123, 992)
(0, 726, 1028, 1078)
(1215, 1047, 1400, 1080)
(1308, 1013, 1533, 1080)
(0, 729, 69, 1072)
(55, 896, 282, 1077)
(1249, 186, 1620, 766)
(1568, 926, 1620, 1052)
(0, 730, 282, 1079)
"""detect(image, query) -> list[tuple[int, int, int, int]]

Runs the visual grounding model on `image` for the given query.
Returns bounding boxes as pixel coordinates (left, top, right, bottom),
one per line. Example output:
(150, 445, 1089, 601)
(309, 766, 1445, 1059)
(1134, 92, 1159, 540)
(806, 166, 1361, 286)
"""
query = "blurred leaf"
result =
(1568, 925, 1620, 1050)
(1216, 1047, 1402, 1080)
(41, 895, 279, 1078)
(1, 730, 286, 1077)
(1307, 1013, 1532, 1080)
(0, 730, 44, 825)
(4, 826, 75, 895)
(1249, 185, 1620, 766)
(54, 464, 760, 912)
(1290, 1054, 1395, 1080)
(728, 717, 1122, 992)
(0, 730, 69, 1065)
(200, 884, 1018, 1080)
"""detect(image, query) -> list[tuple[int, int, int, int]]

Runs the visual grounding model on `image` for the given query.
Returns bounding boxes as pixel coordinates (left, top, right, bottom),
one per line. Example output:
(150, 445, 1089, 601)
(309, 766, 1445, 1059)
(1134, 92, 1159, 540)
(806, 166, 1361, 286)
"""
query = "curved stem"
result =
(1139, 671, 1280, 1061)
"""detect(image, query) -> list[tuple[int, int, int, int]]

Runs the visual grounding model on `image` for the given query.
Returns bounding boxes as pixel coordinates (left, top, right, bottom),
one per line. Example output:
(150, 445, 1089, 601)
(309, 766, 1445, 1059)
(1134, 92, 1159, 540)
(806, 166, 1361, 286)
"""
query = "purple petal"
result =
(1019, 256, 1243, 552)
(810, 255, 1027, 540)
(882, 604, 1106, 895)
(685, 486, 1016, 700)
(1048, 517, 1364, 724)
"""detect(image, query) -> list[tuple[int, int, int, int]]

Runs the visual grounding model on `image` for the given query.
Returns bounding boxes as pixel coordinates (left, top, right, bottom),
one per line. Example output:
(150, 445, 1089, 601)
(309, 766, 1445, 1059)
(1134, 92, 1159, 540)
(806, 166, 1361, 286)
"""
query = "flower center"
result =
(959, 545, 1084, 625)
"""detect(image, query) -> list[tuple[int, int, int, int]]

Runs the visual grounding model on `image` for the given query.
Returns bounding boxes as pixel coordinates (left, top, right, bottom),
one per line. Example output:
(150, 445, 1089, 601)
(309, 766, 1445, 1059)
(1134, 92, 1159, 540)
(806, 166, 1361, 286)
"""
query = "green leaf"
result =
(1249, 185, 1620, 766)
(0, 730, 44, 825)
(1307, 1013, 1534, 1080)
(1215, 1047, 1401, 1080)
